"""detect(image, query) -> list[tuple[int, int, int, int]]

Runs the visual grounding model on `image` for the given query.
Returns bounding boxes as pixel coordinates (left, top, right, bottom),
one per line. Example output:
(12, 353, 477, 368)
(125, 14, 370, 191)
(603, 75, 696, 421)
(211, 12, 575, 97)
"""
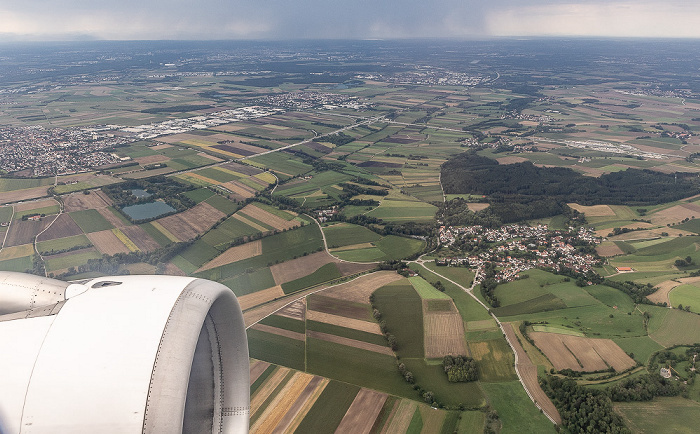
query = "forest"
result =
(440, 152, 700, 223)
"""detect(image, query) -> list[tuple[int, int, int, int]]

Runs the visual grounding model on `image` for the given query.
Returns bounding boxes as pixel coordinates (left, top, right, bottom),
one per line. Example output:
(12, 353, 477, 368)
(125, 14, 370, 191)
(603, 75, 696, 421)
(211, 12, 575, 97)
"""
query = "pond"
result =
(121, 201, 176, 220)
(131, 189, 152, 199)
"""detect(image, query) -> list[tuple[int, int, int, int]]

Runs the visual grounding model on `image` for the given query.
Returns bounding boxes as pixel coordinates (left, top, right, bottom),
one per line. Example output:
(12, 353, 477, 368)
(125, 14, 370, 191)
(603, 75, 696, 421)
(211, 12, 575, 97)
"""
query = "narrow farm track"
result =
(412, 259, 562, 426)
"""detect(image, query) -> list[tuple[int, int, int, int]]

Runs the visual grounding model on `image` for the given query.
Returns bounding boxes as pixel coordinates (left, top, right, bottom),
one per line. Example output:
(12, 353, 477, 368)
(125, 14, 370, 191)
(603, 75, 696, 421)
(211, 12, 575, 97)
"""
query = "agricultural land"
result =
(2, 39, 700, 432)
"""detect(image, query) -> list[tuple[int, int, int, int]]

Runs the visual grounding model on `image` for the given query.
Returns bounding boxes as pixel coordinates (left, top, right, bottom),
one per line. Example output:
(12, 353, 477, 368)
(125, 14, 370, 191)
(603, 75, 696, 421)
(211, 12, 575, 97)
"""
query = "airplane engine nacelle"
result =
(0, 272, 249, 434)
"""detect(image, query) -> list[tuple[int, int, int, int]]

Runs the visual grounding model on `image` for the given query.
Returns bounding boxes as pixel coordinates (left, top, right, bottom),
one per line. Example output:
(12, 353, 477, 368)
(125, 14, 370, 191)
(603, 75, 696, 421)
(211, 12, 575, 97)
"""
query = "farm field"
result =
(615, 397, 700, 434)
(529, 332, 636, 372)
(6, 42, 700, 434)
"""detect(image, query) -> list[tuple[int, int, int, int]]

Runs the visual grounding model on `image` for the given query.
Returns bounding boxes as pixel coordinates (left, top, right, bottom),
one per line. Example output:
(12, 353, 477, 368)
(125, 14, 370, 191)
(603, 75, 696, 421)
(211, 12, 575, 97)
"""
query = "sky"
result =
(1, 0, 699, 40)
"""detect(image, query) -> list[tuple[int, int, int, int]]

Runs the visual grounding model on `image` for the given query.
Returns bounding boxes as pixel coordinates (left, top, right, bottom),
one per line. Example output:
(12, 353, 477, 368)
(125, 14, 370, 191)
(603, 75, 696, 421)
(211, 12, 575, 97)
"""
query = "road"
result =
(410, 256, 561, 425)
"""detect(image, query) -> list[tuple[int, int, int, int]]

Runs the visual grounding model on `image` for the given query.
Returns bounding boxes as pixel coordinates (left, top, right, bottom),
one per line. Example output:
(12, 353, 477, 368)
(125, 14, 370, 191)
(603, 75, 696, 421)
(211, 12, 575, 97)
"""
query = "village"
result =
(0, 125, 130, 176)
(436, 223, 602, 284)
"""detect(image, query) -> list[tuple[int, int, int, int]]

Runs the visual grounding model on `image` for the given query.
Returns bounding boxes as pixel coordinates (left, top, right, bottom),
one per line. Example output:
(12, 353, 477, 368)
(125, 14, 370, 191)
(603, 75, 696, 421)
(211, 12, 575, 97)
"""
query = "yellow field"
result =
(0, 243, 34, 260)
(255, 172, 277, 184)
(112, 228, 139, 252)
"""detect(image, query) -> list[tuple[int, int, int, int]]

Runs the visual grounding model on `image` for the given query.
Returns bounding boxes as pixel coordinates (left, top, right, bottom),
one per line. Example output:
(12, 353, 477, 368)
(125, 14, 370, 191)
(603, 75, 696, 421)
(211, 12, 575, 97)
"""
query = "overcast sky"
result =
(1, 0, 699, 40)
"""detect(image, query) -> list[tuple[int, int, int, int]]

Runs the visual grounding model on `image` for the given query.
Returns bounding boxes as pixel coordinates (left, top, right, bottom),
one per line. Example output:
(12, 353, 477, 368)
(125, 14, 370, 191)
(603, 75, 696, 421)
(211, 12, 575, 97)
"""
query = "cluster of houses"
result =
(0, 125, 131, 176)
(255, 91, 369, 110)
(437, 224, 602, 284)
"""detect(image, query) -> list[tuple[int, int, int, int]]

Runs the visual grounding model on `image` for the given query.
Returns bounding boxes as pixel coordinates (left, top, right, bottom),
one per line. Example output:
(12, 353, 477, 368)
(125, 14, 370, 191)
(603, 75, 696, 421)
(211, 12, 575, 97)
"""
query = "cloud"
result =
(485, 2, 700, 38)
(0, 1, 698, 40)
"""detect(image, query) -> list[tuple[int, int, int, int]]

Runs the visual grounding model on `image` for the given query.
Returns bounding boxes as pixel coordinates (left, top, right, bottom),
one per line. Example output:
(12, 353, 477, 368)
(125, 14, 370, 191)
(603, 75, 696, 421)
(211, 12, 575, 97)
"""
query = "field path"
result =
(411, 258, 561, 426)
(502, 323, 562, 424)
(310, 215, 380, 264)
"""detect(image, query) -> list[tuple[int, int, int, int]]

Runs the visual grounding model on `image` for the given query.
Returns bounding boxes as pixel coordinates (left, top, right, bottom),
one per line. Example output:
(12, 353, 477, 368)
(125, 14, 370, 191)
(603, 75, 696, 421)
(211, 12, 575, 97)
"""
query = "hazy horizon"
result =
(2, 1, 700, 41)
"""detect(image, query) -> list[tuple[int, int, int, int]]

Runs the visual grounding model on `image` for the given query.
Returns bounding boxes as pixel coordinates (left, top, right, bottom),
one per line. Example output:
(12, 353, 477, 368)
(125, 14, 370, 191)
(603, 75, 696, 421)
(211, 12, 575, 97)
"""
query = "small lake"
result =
(122, 201, 175, 220)
(131, 189, 152, 199)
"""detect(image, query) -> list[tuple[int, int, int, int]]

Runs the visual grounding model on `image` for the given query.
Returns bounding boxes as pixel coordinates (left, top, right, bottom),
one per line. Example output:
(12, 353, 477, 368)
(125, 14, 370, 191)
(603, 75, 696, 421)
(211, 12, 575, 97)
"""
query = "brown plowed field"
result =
(651, 203, 700, 226)
(251, 372, 314, 434)
(270, 251, 335, 284)
(531, 332, 635, 372)
(197, 240, 262, 272)
(502, 323, 561, 425)
(251, 323, 305, 341)
(250, 367, 290, 416)
(596, 242, 625, 257)
(15, 199, 56, 212)
(335, 388, 388, 434)
(240, 204, 299, 231)
(383, 400, 417, 434)
(322, 271, 404, 304)
(648, 276, 700, 305)
(307, 294, 371, 321)
(276, 299, 305, 320)
(119, 225, 160, 252)
(567, 203, 616, 217)
(239, 285, 285, 311)
(156, 202, 225, 241)
(307, 330, 393, 355)
(250, 359, 271, 385)
(496, 156, 528, 165)
(63, 191, 111, 212)
(87, 230, 130, 255)
(0, 187, 49, 205)
(306, 310, 382, 335)
(423, 310, 467, 358)
(231, 213, 269, 232)
(35, 214, 83, 241)
(97, 207, 127, 228)
(335, 261, 376, 276)
(163, 262, 187, 276)
(5, 219, 51, 247)
(222, 181, 256, 200)
(269, 376, 327, 434)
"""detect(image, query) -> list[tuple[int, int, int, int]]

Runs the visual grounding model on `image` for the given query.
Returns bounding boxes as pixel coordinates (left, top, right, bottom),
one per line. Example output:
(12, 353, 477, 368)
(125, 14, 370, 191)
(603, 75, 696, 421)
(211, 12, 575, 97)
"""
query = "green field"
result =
(182, 187, 215, 203)
(178, 239, 220, 267)
(323, 222, 382, 248)
(221, 268, 275, 297)
(615, 397, 700, 434)
(293, 380, 360, 434)
(373, 282, 424, 358)
(45, 249, 102, 272)
(468, 338, 517, 382)
(669, 284, 700, 313)
(366, 198, 437, 222)
(246, 328, 305, 371)
(204, 194, 239, 214)
(37, 234, 92, 254)
(409, 276, 451, 300)
(649, 308, 700, 346)
(0, 177, 53, 191)
(333, 234, 424, 262)
(306, 337, 417, 399)
(481, 381, 557, 434)
(259, 314, 305, 334)
(249, 152, 313, 176)
(69, 209, 114, 233)
(613, 336, 664, 364)
(14, 205, 60, 220)
(306, 320, 388, 346)
(402, 358, 485, 408)
(281, 262, 342, 294)
(198, 222, 323, 281)
(0, 256, 33, 273)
